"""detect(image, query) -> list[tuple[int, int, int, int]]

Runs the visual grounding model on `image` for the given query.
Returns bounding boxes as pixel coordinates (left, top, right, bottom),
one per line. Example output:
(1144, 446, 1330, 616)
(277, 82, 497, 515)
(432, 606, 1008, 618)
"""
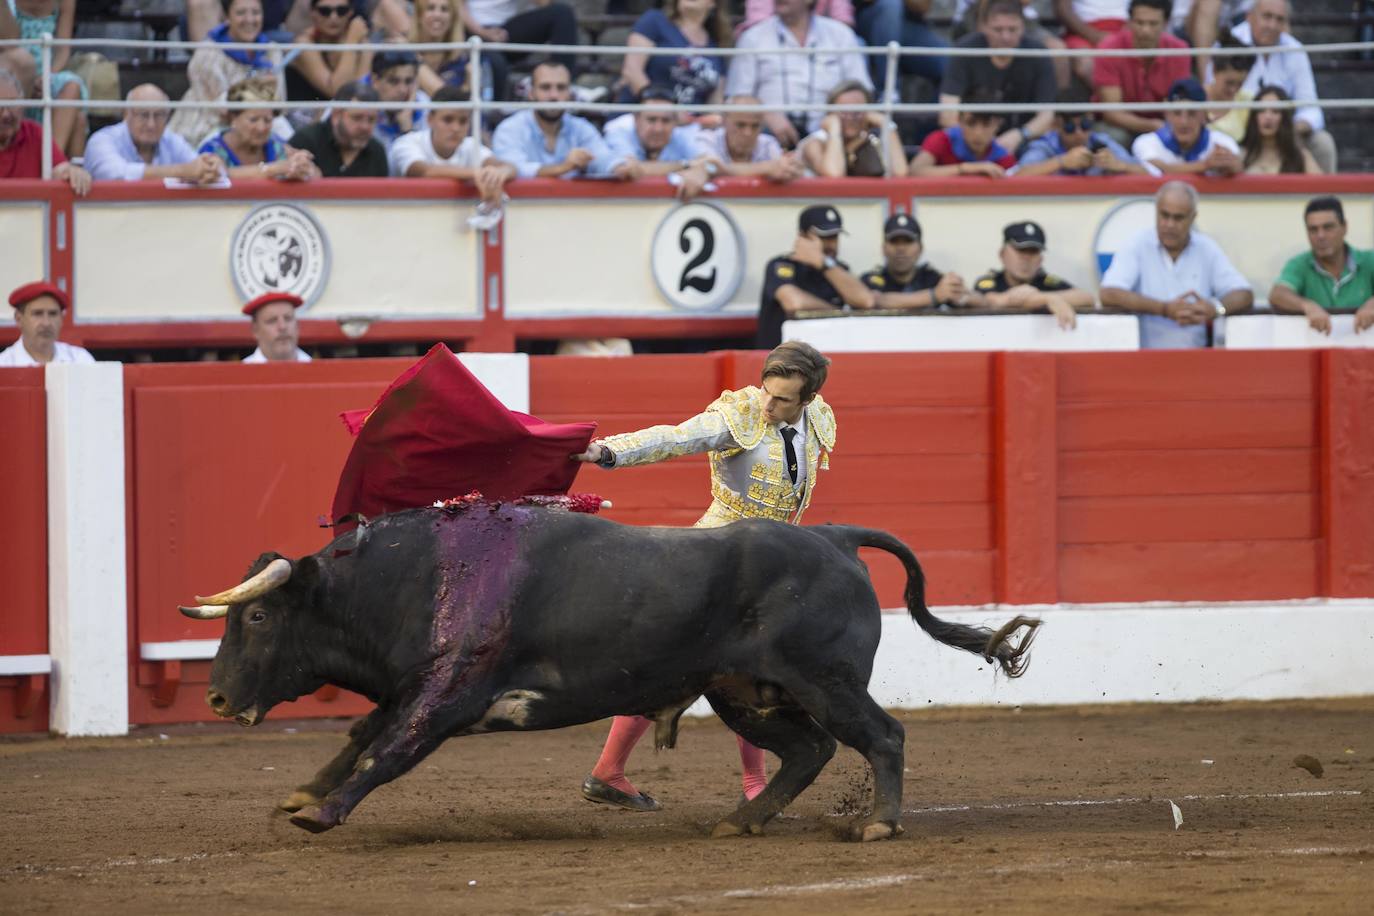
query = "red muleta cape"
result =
(331, 344, 597, 525)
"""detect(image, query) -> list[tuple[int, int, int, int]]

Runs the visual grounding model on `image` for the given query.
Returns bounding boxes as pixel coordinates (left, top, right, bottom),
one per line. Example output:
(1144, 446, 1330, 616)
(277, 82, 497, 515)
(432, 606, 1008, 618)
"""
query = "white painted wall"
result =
(457, 352, 529, 412)
(784, 314, 1140, 352)
(45, 362, 130, 736)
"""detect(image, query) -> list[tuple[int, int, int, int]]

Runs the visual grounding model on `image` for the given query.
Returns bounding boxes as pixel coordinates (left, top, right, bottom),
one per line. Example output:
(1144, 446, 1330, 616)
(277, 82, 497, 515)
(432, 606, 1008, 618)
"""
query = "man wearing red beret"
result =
(0, 281, 95, 366)
(242, 291, 312, 363)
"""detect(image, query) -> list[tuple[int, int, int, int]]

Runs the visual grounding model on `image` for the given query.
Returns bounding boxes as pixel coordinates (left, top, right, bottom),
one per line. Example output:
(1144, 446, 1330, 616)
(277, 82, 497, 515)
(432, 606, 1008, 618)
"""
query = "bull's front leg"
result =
(277, 707, 388, 813)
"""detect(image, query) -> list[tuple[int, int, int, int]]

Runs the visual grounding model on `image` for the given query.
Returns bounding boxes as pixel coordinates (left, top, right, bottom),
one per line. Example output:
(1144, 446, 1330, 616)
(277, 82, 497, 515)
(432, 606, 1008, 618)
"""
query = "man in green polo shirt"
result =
(1269, 196, 1374, 335)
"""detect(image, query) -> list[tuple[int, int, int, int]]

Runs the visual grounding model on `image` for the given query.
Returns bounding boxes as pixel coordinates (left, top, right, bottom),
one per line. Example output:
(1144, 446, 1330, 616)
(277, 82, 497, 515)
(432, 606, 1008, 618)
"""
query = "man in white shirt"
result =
(1099, 181, 1253, 348)
(84, 84, 224, 183)
(242, 292, 312, 364)
(1228, 0, 1336, 173)
(725, 0, 872, 148)
(694, 96, 805, 181)
(1131, 78, 1242, 176)
(0, 282, 95, 366)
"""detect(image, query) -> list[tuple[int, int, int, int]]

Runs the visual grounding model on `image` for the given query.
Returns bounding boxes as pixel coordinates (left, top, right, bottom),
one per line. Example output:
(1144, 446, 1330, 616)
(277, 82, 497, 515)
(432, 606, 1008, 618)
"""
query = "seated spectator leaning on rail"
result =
(1099, 181, 1253, 348)
(390, 85, 516, 202)
(1268, 197, 1374, 335)
(800, 81, 907, 178)
(201, 76, 320, 179)
(286, 0, 373, 124)
(617, 0, 731, 107)
(860, 214, 967, 309)
(1055, 0, 1129, 88)
(359, 50, 430, 151)
(1239, 84, 1319, 174)
(725, 0, 872, 149)
(0, 66, 90, 194)
(910, 87, 1017, 177)
(693, 96, 804, 181)
(756, 205, 875, 349)
(0, 282, 93, 367)
(1202, 34, 1253, 143)
(288, 80, 388, 176)
(1228, 0, 1335, 173)
(851, 0, 949, 90)
(939, 0, 1056, 156)
(1091, 0, 1192, 144)
(1131, 77, 1241, 175)
(605, 86, 716, 198)
(1013, 87, 1153, 175)
(242, 292, 311, 363)
(963, 221, 1093, 329)
(171, 0, 276, 148)
(492, 59, 619, 179)
(85, 85, 222, 184)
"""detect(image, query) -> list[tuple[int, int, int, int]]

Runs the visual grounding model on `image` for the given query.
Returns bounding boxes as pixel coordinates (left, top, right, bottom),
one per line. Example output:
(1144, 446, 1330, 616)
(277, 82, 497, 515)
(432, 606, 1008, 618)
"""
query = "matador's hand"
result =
(572, 443, 607, 463)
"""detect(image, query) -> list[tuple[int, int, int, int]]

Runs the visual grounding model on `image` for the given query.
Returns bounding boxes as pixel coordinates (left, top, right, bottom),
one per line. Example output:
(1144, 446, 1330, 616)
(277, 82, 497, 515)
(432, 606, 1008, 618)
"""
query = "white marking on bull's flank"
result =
(903, 788, 1363, 816)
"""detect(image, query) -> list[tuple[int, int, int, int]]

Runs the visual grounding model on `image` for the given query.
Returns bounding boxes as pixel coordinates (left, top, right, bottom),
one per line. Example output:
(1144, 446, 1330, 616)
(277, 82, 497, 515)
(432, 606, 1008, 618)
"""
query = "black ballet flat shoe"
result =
(580, 775, 662, 812)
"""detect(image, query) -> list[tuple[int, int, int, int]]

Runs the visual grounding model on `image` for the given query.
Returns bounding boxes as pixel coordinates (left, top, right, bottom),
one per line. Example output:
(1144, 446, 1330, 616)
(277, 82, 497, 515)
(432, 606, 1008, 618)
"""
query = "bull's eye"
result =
(249, 610, 267, 624)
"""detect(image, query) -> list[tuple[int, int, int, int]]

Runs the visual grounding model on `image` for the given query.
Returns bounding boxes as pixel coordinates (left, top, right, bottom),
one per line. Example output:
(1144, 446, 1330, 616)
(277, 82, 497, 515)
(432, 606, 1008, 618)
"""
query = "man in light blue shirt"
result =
(1100, 181, 1254, 348)
(492, 60, 620, 179)
(603, 86, 715, 198)
(85, 84, 223, 183)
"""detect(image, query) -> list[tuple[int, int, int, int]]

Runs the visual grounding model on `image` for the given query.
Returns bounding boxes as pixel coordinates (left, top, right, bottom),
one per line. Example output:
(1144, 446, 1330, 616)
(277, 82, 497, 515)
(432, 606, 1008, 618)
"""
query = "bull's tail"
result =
(833, 526, 1041, 678)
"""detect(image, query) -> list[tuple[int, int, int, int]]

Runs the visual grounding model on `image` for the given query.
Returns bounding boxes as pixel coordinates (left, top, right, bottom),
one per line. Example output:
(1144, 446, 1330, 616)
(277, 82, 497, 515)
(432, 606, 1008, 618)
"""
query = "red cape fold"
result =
(331, 344, 596, 525)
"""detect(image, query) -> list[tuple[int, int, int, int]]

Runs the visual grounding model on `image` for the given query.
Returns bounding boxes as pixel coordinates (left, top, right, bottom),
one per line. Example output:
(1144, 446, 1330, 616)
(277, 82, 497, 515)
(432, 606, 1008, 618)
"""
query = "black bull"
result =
(180, 504, 1039, 842)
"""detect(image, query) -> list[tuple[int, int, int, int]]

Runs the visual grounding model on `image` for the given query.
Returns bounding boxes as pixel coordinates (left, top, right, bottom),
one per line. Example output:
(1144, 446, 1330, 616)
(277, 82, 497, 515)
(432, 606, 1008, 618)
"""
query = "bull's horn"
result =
(179, 604, 230, 620)
(194, 558, 292, 605)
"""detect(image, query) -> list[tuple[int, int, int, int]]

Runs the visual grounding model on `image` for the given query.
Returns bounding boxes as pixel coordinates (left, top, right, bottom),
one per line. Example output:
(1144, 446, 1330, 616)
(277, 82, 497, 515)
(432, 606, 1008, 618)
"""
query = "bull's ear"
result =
(290, 555, 323, 594)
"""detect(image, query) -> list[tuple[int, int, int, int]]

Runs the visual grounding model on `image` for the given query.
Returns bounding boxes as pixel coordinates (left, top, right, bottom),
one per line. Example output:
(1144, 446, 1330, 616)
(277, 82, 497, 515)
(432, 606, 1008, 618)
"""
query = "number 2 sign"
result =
(650, 202, 746, 312)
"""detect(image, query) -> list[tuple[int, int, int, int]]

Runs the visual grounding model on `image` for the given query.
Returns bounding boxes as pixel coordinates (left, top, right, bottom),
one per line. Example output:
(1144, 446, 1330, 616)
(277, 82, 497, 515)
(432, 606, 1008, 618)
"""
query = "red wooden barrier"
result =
(0, 369, 49, 734)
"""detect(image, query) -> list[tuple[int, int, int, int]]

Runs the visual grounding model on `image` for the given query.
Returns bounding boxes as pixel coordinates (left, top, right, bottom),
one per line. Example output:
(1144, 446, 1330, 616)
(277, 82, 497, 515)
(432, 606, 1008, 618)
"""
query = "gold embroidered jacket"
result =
(600, 386, 837, 528)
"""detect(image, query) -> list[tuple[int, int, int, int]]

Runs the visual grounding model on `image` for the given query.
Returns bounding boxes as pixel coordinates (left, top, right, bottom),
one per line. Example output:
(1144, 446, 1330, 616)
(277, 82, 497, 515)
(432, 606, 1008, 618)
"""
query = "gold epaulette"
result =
(808, 394, 837, 452)
(707, 386, 768, 449)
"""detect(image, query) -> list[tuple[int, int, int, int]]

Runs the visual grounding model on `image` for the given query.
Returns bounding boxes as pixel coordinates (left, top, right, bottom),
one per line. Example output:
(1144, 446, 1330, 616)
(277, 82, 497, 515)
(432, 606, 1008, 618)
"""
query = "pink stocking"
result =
(590, 715, 653, 795)
(738, 735, 768, 800)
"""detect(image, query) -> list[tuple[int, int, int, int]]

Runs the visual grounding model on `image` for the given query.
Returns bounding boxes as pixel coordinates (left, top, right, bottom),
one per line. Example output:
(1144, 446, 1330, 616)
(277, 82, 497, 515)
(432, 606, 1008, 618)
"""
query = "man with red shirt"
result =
(0, 67, 91, 194)
(1092, 0, 1192, 141)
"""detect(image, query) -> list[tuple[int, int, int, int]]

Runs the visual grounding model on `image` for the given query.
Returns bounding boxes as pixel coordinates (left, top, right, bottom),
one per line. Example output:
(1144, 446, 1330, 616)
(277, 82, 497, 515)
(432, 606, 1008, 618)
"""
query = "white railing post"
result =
(881, 41, 899, 175)
(469, 35, 483, 143)
(40, 32, 53, 180)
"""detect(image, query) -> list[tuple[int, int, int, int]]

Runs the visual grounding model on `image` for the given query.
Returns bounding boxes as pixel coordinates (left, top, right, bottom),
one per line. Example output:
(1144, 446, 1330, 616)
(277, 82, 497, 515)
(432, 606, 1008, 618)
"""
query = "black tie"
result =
(781, 427, 799, 485)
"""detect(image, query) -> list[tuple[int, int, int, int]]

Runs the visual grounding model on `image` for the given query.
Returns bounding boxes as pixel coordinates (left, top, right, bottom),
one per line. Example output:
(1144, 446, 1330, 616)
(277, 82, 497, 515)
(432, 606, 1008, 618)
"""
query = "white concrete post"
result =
(46, 362, 129, 736)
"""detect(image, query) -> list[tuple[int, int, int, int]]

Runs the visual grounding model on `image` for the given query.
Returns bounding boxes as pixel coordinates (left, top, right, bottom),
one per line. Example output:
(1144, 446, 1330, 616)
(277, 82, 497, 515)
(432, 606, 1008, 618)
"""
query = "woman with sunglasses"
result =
(1240, 84, 1320, 175)
(1012, 87, 1152, 176)
(286, 0, 372, 119)
(170, 0, 278, 147)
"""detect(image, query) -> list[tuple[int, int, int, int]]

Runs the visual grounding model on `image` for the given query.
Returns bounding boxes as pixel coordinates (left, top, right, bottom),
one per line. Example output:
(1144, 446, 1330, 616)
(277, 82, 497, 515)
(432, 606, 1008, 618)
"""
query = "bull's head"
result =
(179, 552, 321, 726)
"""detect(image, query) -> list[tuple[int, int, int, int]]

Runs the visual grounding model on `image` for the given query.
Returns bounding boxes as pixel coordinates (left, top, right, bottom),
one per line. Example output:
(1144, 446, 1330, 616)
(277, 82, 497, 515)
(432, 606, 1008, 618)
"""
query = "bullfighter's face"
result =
(762, 374, 810, 426)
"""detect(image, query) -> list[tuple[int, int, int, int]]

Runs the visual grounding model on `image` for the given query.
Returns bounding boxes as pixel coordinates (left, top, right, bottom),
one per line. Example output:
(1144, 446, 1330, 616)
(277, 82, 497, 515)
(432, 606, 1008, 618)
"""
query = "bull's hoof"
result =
(850, 820, 904, 843)
(711, 818, 765, 839)
(277, 790, 321, 814)
(289, 806, 337, 834)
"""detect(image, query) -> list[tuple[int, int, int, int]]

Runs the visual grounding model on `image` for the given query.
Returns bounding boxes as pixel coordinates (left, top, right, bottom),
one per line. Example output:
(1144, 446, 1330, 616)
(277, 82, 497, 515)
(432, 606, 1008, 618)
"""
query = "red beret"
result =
(242, 291, 304, 317)
(9, 281, 70, 311)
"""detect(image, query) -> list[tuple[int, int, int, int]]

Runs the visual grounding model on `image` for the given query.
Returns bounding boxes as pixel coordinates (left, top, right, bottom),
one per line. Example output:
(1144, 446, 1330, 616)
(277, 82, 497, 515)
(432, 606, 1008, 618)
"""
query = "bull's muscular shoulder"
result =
(707, 386, 768, 449)
(807, 394, 837, 452)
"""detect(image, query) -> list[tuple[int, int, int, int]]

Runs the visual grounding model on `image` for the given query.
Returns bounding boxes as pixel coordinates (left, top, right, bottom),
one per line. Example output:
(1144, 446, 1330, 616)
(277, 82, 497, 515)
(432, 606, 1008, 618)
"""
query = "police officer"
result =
(966, 221, 1095, 329)
(755, 205, 876, 349)
(860, 213, 968, 309)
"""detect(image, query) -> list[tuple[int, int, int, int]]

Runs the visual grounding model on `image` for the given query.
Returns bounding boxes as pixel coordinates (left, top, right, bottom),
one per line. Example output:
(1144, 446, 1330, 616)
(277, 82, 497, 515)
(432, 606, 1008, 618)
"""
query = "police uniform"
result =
(861, 264, 946, 297)
(973, 268, 1074, 295)
(756, 256, 846, 350)
(597, 385, 837, 528)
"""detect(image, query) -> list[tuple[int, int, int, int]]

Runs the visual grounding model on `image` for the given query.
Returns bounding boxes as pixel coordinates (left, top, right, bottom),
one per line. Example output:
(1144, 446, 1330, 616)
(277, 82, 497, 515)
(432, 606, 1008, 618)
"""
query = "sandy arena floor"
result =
(1, 699, 1371, 914)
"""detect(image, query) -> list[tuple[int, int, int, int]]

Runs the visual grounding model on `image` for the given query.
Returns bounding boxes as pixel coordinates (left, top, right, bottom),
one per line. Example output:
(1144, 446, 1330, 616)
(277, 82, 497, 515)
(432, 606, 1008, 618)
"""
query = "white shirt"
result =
(389, 131, 492, 177)
(725, 15, 872, 134)
(243, 347, 312, 363)
(1071, 1, 1128, 20)
(1132, 128, 1239, 171)
(1100, 227, 1251, 349)
(84, 122, 199, 181)
(0, 339, 96, 366)
(465, 0, 530, 27)
(695, 126, 783, 163)
(1229, 20, 1324, 132)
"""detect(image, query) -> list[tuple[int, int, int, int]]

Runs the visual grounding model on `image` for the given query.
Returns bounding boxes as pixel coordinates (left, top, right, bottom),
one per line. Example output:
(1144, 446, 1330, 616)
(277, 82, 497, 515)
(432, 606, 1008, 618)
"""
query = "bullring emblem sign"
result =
(230, 202, 331, 306)
(650, 201, 746, 312)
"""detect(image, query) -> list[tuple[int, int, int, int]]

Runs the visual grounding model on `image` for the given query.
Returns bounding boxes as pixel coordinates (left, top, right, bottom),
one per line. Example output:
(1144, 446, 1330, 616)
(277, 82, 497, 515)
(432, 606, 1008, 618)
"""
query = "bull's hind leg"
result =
(705, 690, 836, 838)
(279, 708, 388, 813)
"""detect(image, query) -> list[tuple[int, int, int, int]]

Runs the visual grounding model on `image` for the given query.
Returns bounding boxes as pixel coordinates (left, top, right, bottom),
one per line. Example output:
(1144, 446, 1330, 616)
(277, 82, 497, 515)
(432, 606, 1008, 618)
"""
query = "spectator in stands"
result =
(0, 282, 93, 366)
(286, 0, 372, 119)
(964, 221, 1094, 329)
(1269, 197, 1374, 335)
(910, 87, 1017, 177)
(1056, 0, 1128, 88)
(462, 0, 580, 101)
(363, 49, 429, 150)
(1203, 35, 1252, 142)
(412, 0, 475, 96)
(800, 81, 907, 177)
(201, 76, 319, 180)
(190, 0, 410, 43)
(1099, 181, 1253, 348)
(693, 96, 805, 181)
(1131, 77, 1241, 175)
(1092, 0, 1192, 143)
(85, 85, 223, 184)
(954, 0, 1071, 87)
(725, 0, 872, 148)
(171, 0, 275, 148)
(756, 204, 875, 349)
(288, 80, 389, 176)
(618, 0, 730, 107)
(1013, 88, 1153, 175)
(604, 86, 716, 197)
(1239, 84, 1319, 174)
(0, 66, 90, 193)
(242, 292, 311, 363)
(860, 213, 967, 309)
(1229, 0, 1336, 173)
(492, 59, 619, 179)
(1183, 0, 1254, 66)
(741, 0, 854, 31)
(852, 0, 948, 90)
(5, 0, 86, 157)
(939, 0, 1056, 155)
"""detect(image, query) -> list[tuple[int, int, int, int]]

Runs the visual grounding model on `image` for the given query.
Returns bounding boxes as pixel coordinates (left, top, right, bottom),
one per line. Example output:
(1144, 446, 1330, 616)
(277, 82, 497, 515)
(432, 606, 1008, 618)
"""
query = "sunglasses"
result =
(1059, 117, 1093, 133)
(314, 4, 351, 16)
